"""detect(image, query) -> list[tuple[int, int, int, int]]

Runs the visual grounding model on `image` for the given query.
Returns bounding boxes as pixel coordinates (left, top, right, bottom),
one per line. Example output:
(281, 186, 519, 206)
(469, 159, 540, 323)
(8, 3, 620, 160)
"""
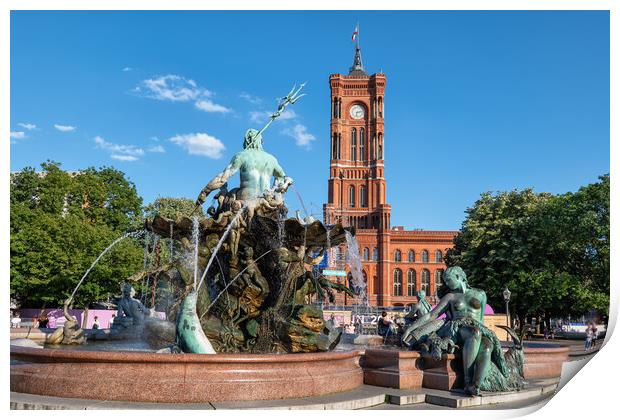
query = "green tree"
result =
(541, 174, 610, 318)
(10, 161, 144, 308)
(446, 175, 610, 324)
(144, 197, 205, 220)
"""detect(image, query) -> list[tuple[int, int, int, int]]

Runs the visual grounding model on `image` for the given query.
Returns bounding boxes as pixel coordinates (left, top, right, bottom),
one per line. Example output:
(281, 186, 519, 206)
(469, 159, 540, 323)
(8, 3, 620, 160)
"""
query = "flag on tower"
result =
(352, 24, 359, 42)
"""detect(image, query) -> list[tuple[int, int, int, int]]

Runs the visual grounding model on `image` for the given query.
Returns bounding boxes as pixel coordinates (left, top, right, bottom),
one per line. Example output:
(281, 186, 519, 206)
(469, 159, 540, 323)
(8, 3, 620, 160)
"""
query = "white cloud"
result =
(54, 124, 76, 132)
(122, 67, 133, 72)
(169, 133, 225, 159)
(249, 111, 268, 124)
(249, 109, 296, 124)
(18, 123, 37, 130)
(278, 109, 297, 121)
(111, 154, 139, 162)
(148, 145, 166, 153)
(139, 74, 209, 102)
(137, 74, 232, 114)
(10, 131, 26, 139)
(240, 92, 262, 105)
(195, 99, 231, 114)
(282, 124, 316, 149)
(94, 136, 144, 162)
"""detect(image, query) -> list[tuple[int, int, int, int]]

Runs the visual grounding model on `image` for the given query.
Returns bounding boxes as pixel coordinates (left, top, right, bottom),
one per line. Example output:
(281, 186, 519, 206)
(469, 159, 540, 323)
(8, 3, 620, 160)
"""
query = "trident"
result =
(247, 82, 307, 147)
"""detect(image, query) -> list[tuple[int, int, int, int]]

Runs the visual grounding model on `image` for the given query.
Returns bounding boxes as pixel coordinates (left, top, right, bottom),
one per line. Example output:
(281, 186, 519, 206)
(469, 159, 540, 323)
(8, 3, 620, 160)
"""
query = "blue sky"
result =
(10, 11, 609, 230)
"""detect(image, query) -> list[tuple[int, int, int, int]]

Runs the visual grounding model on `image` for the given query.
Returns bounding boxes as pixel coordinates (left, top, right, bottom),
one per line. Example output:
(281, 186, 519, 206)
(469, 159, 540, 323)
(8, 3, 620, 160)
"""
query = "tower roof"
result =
(348, 45, 368, 77)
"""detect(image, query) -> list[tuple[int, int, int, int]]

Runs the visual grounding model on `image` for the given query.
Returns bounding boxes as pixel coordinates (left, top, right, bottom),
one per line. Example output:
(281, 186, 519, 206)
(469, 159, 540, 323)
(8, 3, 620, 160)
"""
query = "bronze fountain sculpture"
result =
(402, 266, 526, 395)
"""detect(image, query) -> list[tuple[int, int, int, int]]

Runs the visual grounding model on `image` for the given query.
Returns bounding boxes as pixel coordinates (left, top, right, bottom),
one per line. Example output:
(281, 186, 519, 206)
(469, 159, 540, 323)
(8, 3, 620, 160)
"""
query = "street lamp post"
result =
(503, 287, 512, 329)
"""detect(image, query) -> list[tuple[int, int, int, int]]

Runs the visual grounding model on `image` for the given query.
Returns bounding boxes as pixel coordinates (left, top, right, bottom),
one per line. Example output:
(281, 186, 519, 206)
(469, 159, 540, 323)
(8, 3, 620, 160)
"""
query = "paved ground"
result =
(367, 392, 554, 410)
(524, 338, 602, 360)
(10, 378, 560, 410)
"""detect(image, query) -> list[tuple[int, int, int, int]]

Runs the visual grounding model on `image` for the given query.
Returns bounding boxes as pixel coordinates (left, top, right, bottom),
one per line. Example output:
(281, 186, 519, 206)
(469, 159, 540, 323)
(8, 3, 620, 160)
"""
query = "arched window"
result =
(435, 269, 444, 297)
(373, 247, 379, 261)
(363, 248, 369, 261)
(359, 128, 366, 160)
(378, 133, 383, 160)
(422, 250, 429, 263)
(350, 128, 357, 161)
(408, 250, 415, 262)
(333, 98, 338, 118)
(394, 249, 401, 262)
(393, 269, 402, 296)
(373, 134, 377, 160)
(421, 269, 430, 294)
(407, 269, 416, 296)
(349, 185, 355, 208)
(378, 97, 383, 118)
(337, 133, 341, 158)
(331, 133, 337, 159)
(435, 250, 443, 263)
(360, 185, 367, 207)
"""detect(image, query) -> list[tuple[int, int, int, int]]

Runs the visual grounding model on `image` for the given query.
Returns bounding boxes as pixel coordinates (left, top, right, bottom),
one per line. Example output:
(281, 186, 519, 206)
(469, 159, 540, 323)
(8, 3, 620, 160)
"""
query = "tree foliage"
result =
(446, 175, 610, 321)
(144, 197, 205, 220)
(10, 161, 144, 308)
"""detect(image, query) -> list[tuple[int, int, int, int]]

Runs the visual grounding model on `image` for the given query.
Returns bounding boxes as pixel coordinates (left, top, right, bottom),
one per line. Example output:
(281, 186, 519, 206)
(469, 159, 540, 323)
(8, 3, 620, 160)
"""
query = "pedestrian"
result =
(377, 311, 397, 337)
(585, 322, 593, 350)
(109, 314, 115, 328)
(11, 312, 22, 329)
(92, 316, 100, 330)
(38, 311, 49, 329)
(355, 316, 363, 334)
(591, 324, 598, 348)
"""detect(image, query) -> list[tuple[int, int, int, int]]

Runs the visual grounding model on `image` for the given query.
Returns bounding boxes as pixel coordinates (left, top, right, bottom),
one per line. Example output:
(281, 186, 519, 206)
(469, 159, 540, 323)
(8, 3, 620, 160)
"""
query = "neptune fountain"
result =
(10, 84, 568, 407)
(137, 83, 353, 354)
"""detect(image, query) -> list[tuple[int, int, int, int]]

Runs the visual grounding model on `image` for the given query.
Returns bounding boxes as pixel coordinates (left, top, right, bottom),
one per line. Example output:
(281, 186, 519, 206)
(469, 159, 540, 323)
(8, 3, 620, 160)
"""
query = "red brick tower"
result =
(323, 45, 391, 230)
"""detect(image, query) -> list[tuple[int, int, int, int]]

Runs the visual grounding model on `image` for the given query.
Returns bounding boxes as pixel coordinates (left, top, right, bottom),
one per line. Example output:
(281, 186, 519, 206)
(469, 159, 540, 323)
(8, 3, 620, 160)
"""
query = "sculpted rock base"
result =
(145, 208, 353, 354)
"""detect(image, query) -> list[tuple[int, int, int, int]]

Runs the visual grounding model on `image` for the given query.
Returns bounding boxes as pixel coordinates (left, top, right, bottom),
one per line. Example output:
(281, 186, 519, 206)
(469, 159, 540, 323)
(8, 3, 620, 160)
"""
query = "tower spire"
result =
(349, 23, 367, 76)
(349, 45, 367, 76)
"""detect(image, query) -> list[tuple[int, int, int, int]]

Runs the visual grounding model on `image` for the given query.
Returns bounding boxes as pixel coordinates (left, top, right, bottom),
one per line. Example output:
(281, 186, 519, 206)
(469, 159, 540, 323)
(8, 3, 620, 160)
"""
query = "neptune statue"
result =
(192, 84, 304, 211)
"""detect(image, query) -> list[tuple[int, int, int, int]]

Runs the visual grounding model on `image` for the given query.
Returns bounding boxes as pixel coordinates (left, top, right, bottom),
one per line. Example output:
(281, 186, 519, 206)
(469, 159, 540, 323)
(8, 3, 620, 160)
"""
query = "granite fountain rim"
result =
(363, 342, 570, 360)
(10, 345, 365, 363)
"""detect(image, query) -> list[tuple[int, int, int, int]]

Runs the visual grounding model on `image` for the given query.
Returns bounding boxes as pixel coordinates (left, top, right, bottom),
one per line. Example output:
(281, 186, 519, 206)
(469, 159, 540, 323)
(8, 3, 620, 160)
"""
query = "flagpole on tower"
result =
(349, 22, 366, 76)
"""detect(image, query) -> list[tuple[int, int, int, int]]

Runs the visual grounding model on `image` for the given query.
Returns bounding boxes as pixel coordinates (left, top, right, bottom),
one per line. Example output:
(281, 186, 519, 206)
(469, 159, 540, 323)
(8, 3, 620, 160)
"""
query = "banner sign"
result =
(322, 269, 347, 277)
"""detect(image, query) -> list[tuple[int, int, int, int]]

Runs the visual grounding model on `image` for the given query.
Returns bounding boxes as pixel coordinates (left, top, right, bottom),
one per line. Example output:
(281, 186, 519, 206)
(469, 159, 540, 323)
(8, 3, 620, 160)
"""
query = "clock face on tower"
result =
(349, 104, 365, 120)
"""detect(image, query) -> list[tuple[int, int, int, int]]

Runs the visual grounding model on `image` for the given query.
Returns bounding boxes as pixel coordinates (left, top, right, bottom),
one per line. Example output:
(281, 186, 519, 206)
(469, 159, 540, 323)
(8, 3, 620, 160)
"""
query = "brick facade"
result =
(323, 46, 457, 307)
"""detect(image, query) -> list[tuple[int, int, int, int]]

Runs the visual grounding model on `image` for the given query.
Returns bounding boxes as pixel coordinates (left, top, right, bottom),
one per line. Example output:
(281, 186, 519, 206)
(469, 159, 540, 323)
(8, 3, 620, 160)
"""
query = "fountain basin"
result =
(520, 342, 571, 379)
(362, 343, 570, 390)
(10, 346, 363, 403)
